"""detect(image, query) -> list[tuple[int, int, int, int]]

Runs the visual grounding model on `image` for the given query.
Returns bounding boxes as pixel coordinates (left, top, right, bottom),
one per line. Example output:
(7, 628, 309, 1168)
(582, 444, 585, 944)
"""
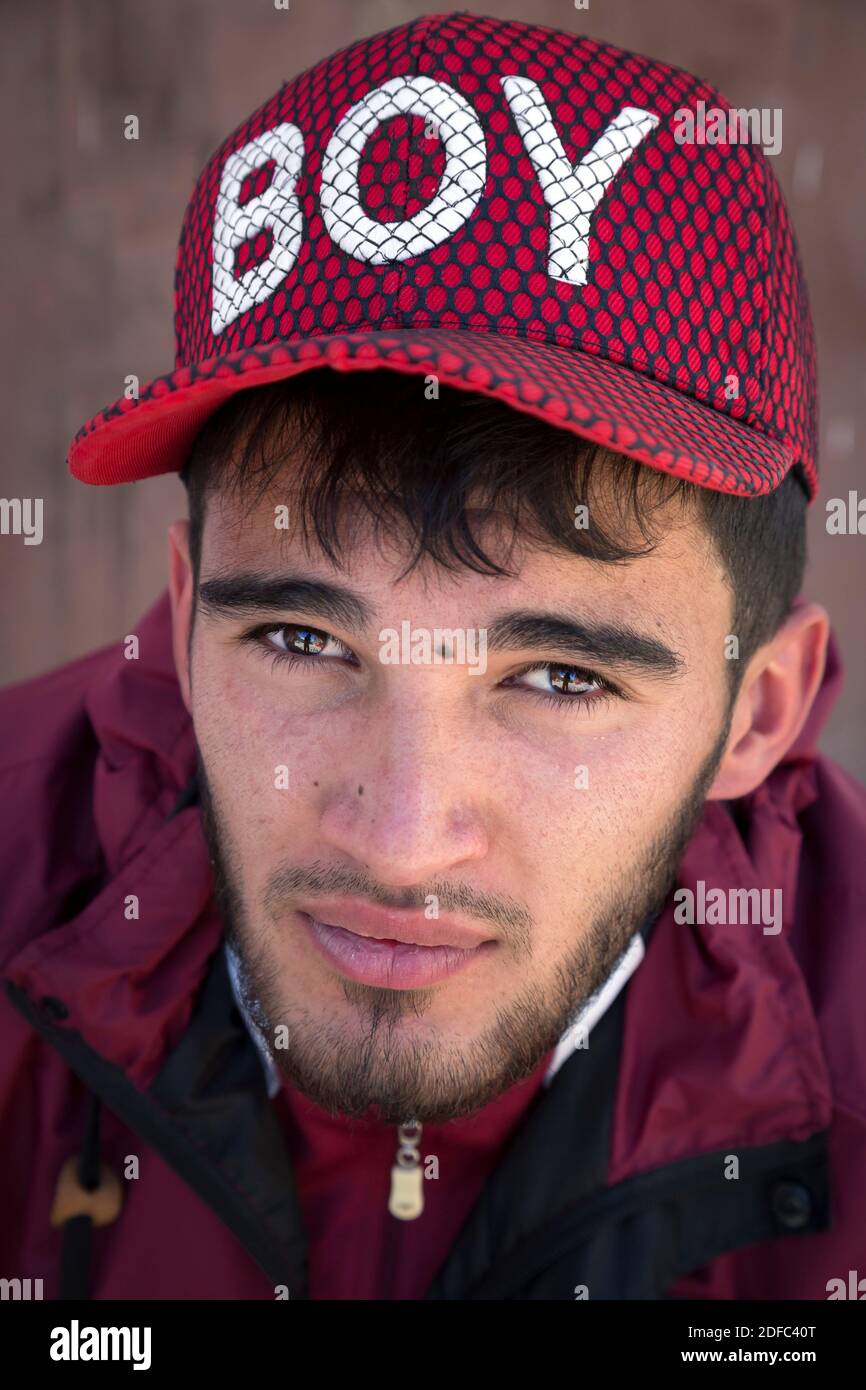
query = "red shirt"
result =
(273, 1055, 554, 1299)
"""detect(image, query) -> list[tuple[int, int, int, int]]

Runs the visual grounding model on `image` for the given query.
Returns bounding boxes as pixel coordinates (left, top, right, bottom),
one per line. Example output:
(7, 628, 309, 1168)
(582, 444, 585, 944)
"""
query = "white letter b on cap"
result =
(320, 76, 487, 263)
(212, 122, 305, 336)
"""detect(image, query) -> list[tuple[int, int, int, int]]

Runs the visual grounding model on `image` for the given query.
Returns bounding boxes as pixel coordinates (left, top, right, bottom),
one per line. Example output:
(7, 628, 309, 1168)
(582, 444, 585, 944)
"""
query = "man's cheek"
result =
(195, 653, 292, 771)
(210, 665, 333, 821)
(557, 734, 667, 826)
(535, 744, 685, 899)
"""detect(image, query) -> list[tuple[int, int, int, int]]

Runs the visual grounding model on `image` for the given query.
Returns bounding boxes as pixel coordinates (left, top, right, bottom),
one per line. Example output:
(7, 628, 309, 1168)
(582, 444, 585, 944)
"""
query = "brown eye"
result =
(549, 665, 597, 695)
(271, 626, 328, 655)
(256, 624, 354, 665)
(506, 661, 614, 705)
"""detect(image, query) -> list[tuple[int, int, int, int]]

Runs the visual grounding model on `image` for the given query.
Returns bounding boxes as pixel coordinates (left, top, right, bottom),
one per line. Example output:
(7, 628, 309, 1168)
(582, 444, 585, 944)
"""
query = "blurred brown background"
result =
(2, 0, 864, 773)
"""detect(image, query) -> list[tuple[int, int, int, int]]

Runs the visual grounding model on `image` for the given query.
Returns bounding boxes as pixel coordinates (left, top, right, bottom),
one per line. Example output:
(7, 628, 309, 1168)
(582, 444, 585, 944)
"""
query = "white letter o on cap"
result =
(320, 76, 487, 263)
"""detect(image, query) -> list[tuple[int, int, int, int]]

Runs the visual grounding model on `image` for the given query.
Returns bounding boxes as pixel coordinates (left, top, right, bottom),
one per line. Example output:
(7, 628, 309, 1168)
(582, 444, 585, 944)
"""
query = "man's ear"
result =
(168, 519, 194, 713)
(707, 601, 830, 801)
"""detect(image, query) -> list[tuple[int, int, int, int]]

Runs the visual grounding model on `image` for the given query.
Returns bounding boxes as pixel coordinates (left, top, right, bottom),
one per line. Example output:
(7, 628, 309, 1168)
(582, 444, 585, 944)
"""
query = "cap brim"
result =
(68, 328, 793, 495)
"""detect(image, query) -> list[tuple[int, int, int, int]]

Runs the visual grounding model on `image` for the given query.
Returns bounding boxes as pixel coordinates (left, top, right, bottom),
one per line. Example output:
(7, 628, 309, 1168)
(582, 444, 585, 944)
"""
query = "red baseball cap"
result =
(67, 11, 818, 499)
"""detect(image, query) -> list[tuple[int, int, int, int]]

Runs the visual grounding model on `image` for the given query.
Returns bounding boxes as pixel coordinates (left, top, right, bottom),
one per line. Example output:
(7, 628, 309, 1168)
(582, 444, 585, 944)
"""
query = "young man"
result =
(2, 12, 864, 1302)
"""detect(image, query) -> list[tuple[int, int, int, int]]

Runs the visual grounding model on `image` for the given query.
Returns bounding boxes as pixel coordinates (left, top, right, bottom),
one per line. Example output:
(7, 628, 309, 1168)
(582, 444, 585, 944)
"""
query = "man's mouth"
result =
(294, 898, 497, 989)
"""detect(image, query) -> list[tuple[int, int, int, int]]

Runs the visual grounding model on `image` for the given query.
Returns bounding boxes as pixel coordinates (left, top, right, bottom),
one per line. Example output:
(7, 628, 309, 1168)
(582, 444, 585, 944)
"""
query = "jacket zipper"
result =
(388, 1120, 424, 1220)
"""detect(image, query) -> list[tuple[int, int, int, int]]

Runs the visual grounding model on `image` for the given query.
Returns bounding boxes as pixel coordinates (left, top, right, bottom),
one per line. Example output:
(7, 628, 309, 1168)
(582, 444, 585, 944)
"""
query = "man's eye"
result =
(509, 662, 614, 701)
(255, 624, 352, 663)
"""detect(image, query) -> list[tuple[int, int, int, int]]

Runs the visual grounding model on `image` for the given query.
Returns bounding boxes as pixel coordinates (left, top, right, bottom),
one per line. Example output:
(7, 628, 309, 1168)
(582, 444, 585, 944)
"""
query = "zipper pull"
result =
(388, 1121, 424, 1220)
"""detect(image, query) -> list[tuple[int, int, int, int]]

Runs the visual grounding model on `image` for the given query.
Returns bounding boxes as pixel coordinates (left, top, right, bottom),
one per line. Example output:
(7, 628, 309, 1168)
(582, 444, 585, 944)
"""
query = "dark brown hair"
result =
(182, 368, 807, 679)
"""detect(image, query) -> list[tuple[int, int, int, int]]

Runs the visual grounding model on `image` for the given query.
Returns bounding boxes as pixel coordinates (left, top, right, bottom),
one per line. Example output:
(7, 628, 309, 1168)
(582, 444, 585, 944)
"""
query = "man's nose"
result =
(315, 705, 491, 887)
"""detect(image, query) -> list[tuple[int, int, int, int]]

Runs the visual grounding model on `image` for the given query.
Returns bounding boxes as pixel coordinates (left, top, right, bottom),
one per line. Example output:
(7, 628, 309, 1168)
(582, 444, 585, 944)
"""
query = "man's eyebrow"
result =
(486, 611, 684, 677)
(197, 578, 682, 676)
(197, 574, 374, 631)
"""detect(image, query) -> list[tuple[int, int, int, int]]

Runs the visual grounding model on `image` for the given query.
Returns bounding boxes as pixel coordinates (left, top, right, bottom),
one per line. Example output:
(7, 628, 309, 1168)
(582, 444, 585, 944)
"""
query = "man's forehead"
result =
(197, 479, 722, 635)
(201, 449, 701, 558)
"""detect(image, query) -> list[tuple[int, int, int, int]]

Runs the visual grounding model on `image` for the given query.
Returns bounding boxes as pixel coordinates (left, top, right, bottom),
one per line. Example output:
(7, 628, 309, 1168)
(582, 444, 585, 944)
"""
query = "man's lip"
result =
(292, 896, 495, 950)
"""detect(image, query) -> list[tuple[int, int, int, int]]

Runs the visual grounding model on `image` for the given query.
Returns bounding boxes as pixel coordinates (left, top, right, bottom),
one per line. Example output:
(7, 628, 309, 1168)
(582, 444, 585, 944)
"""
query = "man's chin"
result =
(229, 912, 645, 1122)
(266, 1005, 556, 1125)
(237, 956, 573, 1123)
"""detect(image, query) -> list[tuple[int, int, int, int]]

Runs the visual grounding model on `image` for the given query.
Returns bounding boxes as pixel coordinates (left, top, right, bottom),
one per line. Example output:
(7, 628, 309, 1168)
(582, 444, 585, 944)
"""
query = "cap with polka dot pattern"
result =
(67, 11, 818, 500)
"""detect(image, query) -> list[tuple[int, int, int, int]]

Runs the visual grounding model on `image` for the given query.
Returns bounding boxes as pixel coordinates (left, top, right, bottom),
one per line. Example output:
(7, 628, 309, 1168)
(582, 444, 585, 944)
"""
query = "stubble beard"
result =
(198, 724, 728, 1125)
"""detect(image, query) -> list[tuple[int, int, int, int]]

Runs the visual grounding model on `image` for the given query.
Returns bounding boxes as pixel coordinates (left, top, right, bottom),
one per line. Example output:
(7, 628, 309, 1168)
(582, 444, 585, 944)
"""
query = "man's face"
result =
(180, 451, 735, 1124)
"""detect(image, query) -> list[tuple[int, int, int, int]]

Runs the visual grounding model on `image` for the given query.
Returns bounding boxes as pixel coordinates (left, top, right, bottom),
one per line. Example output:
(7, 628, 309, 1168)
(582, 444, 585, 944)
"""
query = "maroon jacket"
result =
(1, 591, 865, 1300)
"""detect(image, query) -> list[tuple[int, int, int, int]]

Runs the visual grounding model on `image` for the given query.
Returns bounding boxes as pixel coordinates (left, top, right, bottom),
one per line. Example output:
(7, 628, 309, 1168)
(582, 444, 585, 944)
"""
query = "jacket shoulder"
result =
(0, 641, 118, 775)
(795, 752, 866, 1124)
(0, 644, 118, 962)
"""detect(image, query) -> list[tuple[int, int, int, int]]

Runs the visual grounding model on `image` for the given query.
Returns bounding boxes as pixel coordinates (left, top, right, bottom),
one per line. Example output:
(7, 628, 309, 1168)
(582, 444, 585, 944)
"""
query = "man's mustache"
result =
(263, 860, 533, 952)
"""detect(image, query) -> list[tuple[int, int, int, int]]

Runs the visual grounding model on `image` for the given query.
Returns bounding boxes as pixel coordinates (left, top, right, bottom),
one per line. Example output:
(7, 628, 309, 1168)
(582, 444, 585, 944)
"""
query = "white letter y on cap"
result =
(501, 77, 658, 286)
